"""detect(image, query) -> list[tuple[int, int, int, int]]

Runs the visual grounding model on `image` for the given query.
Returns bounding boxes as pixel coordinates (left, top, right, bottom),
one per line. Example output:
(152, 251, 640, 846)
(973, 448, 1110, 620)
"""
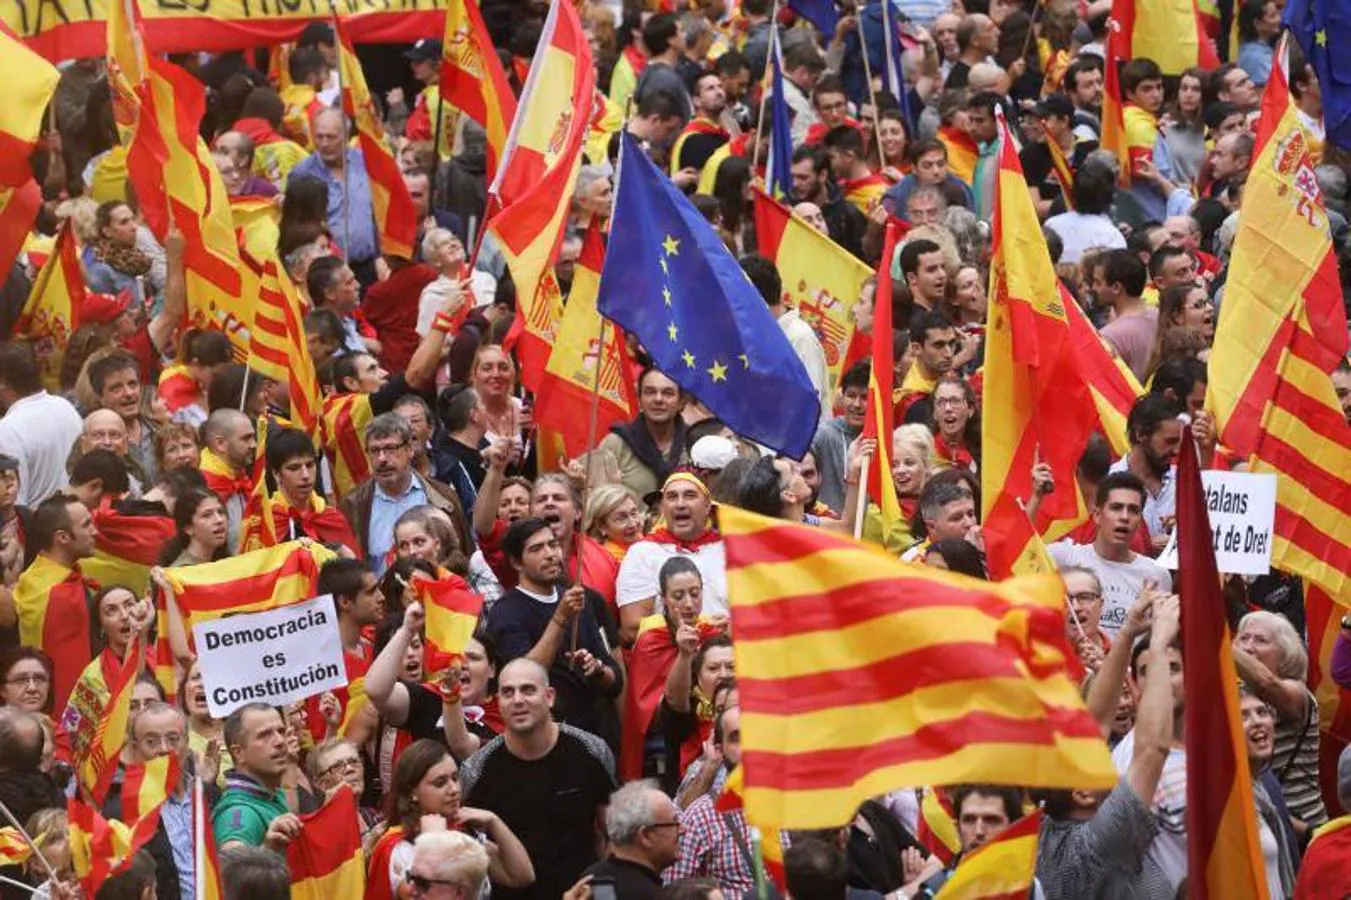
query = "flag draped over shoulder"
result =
(598, 132, 821, 458)
(534, 222, 637, 458)
(0, 21, 58, 286)
(981, 111, 1096, 578)
(287, 787, 366, 900)
(440, 0, 518, 182)
(487, 0, 595, 345)
(1177, 427, 1268, 900)
(1208, 40, 1351, 601)
(14, 555, 91, 713)
(753, 189, 871, 392)
(335, 18, 416, 261)
(415, 575, 485, 675)
(77, 637, 141, 804)
(164, 541, 335, 634)
(85, 499, 176, 596)
(322, 393, 376, 500)
(14, 221, 85, 391)
(1286, 0, 1351, 152)
(934, 812, 1044, 899)
(1111, 0, 1220, 74)
(720, 506, 1115, 831)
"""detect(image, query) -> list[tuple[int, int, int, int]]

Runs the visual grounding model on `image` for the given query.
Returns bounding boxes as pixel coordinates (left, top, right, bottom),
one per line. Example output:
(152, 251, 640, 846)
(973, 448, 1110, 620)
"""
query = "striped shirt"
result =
(1271, 687, 1328, 827)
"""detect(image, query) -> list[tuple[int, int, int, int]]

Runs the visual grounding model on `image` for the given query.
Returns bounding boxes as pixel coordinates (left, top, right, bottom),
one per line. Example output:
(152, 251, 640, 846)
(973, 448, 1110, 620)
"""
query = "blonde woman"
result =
(583, 483, 645, 564)
(849, 423, 936, 556)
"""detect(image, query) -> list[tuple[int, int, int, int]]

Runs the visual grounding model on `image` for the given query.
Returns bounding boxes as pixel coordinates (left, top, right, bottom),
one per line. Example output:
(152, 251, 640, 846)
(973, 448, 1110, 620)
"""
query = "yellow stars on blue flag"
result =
(668, 322, 679, 342)
(707, 360, 728, 382)
(663, 234, 681, 256)
(682, 350, 696, 368)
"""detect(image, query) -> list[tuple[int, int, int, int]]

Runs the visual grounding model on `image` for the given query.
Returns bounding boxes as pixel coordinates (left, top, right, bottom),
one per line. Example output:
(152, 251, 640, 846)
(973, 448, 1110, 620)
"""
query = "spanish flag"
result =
(486, 0, 596, 338)
(246, 252, 321, 440)
(937, 125, 979, 185)
(14, 220, 85, 392)
(415, 574, 484, 676)
(164, 541, 335, 635)
(77, 636, 141, 804)
(286, 787, 366, 900)
(68, 795, 160, 897)
(0, 20, 56, 273)
(839, 172, 890, 214)
(1111, 0, 1220, 75)
(1208, 39, 1351, 600)
(1177, 426, 1268, 900)
(934, 811, 1043, 899)
(1064, 296, 1141, 457)
(85, 497, 176, 596)
(503, 268, 565, 394)
(534, 221, 638, 457)
(861, 220, 905, 544)
(752, 188, 872, 392)
(14, 555, 92, 713)
(1100, 20, 1130, 186)
(194, 778, 225, 900)
(1045, 137, 1075, 210)
(916, 788, 961, 866)
(322, 392, 375, 500)
(720, 506, 1115, 831)
(335, 18, 416, 261)
(981, 110, 1097, 578)
(120, 754, 182, 821)
(440, 0, 518, 182)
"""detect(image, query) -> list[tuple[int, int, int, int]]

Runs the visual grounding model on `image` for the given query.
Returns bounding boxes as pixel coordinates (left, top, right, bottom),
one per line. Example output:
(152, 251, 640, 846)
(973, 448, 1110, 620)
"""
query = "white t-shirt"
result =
(1108, 457, 1176, 542)
(0, 391, 83, 506)
(1044, 210, 1127, 265)
(1112, 730, 1187, 891)
(616, 538, 729, 618)
(415, 272, 499, 338)
(1048, 542, 1172, 639)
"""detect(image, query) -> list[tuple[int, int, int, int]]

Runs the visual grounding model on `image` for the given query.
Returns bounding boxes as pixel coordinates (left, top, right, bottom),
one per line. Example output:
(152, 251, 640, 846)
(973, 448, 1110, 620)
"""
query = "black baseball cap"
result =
(1032, 94, 1074, 120)
(404, 38, 443, 63)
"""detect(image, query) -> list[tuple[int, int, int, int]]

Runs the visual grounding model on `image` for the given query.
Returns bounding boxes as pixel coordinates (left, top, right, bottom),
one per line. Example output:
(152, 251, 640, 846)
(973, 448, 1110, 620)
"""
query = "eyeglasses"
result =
(1067, 591, 1102, 604)
(367, 442, 410, 458)
(5, 674, 49, 688)
(320, 756, 363, 778)
(934, 397, 968, 409)
(406, 872, 461, 893)
(136, 732, 184, 752)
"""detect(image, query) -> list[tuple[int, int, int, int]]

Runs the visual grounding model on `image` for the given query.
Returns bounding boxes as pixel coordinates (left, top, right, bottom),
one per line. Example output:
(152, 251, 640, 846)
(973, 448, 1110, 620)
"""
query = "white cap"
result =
(690, 435, 738, 471)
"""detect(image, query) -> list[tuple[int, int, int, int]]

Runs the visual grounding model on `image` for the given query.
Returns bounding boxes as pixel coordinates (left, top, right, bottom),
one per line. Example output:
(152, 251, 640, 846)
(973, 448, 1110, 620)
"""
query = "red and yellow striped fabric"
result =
(247, 255, 321, 440)
(241, 416, 281, 554)
(78, 636, 141, 804)
(720, 506, 1116, 831)
(120, 754, 181, 822)
(416, 575, 484, 676)
(485, 0, 595, 335)
(934, 811, 1043, 899)
(322, 392, 375, 500)
(1100, 19, 1129, 187)
(1045, 138, 1075, 210)
(440, 0, 518, 183)
(195, 778, 224, 900)
(839, 173, 889, 214)
(863, 221, 904, 538)
(980, 112, 1097, 578)
(1176, 427, 1267, 900)
(164, 541, 335, 636)
(0, 21, 58, 271)
(85, 498, 176, 596)
(335, 18, 416, 261)
(535, 221, 638, 457)
(68, 794, 161, 897)
(286, 787, 366, 900)
(14, 221, 85, 391)
(937, 125, 978, 185)
(1209, 41, 1351, 603)
(14, 554, 91, 713)
(0, 827, 32, 867)
(917, 788, 960, 866)
(1064, 296, 1141, 457)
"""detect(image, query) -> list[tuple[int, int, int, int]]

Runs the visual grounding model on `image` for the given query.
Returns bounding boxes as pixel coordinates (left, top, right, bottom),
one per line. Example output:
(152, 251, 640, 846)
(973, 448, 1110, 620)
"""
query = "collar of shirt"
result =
(375, 476, 427, 505)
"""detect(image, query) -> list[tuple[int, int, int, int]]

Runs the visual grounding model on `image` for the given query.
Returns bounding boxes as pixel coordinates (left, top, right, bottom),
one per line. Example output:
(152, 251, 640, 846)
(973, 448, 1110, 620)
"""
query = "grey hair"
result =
(129, 701, 185, 742)
(365, 411, 413, 446)
(413, 830, 490, 892)
(606, 779, 664, 844)
(534, 471, 582, 510)
(1084, 148, 1122, 178)
(284, 241, 326, 279)
(940, 205, 987, 267)
(1237, 610, 1308, 680)
(1057, 565, 1102, 594)
(420, 226, 459, 260)
(576, 164, 612, 198)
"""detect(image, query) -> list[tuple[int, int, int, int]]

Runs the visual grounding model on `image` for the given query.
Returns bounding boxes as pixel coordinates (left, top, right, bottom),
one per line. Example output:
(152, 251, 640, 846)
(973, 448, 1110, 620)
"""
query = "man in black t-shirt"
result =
(460, 658, 617, 900)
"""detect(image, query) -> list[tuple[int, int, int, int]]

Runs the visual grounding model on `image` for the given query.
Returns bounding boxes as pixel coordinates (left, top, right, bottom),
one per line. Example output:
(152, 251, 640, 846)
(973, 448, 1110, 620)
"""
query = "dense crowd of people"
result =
(2, 0, 1351, 897)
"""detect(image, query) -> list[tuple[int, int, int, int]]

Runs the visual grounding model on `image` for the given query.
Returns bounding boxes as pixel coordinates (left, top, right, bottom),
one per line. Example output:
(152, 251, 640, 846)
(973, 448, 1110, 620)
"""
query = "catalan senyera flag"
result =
(415, 574, 485, 676)
(68, 795, 161, 897)
(14, 555, 91, 713)
(934, 811, 1043, 899)
(1110, 0, 1220, 75)
(485, 0, 595, 335)
(1177, 426, 1268, 900)
(120, 754, 182, 822)
(752, 188, 872, 392)
(0, 20, 58, 274)
(77, 636, 141, 804)
(0, 827, 32, 867)
(720, 506, 1116, 831)
(105, 0, 166, 199)
(286, 786, 366, 899)
(14, 221, 85, 391)
(322, 392, 376, 500)
(1208, 39, 1351, 602)
(246, 251, 321, 439)
(164, 541, 335, 636)
(534, 222, 638, 457)
(981, 110, 1097, 578)
(335, 18, 416, 261)
(440, 0, 518, 183)
(861, 220, 903, 536)
(195, 778, 225, 900)
(1064, 295, 1142, 456)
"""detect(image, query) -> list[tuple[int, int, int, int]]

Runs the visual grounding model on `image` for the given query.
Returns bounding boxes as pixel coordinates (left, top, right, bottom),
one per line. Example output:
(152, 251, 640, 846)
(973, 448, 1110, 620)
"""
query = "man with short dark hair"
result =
(68, 448, 132, 512)
(0, 342, 83, 505)
(811, 360, 870, 514)
(89, 350, 159, 483)
(242, 427, 358, 552)
(488, 518, 621, 747)
(902, 481, 980, 562)
(1049, 471, 1172, 638)
(882, 137, 975, 217)
(304, 557, 383, 741)
(1064, 56, 1105, 137)
(910, 784, 1039, 895)
(634, 13, 692, 120)
(671, 70, 729, 179)
(1109, 394, 1183, 546)
(821, 125, 887, 214)
(598, 368, 689, 502)
(1095, 250, 1157, 381)
(898, 239, 949, 313)
(1120, 58, 1172, 221)
(780, 43, 826, 144)
(895, 309, 958, 422)
(460, 658, 617, 900)
(307, 255, 377, 355)
(214, 703, 302, 852)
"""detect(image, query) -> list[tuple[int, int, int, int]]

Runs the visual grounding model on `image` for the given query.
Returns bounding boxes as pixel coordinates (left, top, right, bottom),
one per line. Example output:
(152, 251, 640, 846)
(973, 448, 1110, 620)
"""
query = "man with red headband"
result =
(615, 471, 727, 646)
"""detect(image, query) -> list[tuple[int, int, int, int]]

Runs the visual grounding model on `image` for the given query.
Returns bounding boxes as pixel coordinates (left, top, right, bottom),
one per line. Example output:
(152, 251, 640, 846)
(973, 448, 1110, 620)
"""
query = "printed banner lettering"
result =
(1157, 471, 1277, 575)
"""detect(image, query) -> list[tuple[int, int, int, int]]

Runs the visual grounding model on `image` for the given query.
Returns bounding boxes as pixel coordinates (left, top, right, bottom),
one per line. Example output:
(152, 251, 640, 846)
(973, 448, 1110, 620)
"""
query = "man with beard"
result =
(487, 521, 622, 748)
(671, 71, 729, 179)
(1049, 472, 1171, 640)
(599, 368, 689, 502)
(1108, 395, 1182, 551)
(896, 309, 959, 424)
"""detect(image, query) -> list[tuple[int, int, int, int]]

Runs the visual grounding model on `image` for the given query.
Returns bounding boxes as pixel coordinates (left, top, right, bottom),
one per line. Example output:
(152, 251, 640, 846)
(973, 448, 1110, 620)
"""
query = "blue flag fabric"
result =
(788, 0, 839, 38)
(1285, 0, 1351, 151)
(767, 29, 794, 201)
(597, 133, 821, 458)
(877, 0, 917, 136)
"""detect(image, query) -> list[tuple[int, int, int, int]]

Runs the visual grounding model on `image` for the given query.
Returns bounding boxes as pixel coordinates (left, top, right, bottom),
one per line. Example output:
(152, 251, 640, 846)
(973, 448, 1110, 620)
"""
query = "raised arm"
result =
(1086, 583, 1158, 737)
(364, 602, 420, 726)
(1128, 593, 1178, 804)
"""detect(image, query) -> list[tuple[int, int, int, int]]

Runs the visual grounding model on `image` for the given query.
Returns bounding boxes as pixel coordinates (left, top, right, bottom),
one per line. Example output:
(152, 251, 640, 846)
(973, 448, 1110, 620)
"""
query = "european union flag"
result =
(1286, 0, 1351, 151)
(788, 0, 839, 39)
(766, 29, 795, 201)
(597, 133, 821, 458)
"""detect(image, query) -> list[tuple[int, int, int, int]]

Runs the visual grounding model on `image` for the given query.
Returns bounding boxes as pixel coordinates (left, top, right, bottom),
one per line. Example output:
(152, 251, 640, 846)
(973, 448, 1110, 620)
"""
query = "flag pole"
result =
(329, 3, 352, 260)
(857, 17, 887, 162)
(852, 453, 870, 539)
(571, 309, 610, 653)
(751, 0, 781, 175)
(0, 801, 58, 884)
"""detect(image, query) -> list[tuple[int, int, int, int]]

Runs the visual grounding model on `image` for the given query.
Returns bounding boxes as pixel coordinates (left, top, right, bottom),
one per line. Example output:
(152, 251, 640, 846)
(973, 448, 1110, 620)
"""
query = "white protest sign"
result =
(1156, 471, 1277, 575)
(194, 594, 347, 718)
